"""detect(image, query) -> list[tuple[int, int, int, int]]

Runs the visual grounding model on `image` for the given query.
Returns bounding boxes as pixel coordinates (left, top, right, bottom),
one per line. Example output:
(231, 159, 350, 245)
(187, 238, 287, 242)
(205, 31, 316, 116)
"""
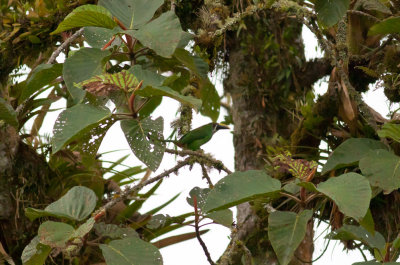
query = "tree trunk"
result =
(222, 13, 314, 264)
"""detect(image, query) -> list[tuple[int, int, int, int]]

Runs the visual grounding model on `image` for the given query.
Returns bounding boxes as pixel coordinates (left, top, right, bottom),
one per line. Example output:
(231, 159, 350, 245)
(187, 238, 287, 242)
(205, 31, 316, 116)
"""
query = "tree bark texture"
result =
(223, 13, 315, 264)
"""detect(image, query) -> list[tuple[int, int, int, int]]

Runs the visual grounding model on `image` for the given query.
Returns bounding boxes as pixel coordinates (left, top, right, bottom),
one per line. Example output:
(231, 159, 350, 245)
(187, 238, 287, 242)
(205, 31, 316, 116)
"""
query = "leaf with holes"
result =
(315, 0, 350, 27)
(187, 187, 233, 227)
(63, 48, 109, 104)
(52, 103, 111, 153)
(198, 80, 220, 122)
(21, 236, 51, 265)
(322, 138, 387, 174)
(75, 70, 139, 95)
(121, 116, 165, 171)
(378, 123, 400, 143)
(38, 221, 75, 248)
(25, 186, 97, 221)
(51, 5, 116, 35)
(0, 98, 18, 128)
(130, 11, 184, 58)
(84, 26, 122, 49)
(369, 17, 400, 36)
(21, 63, 63, 102)
(328, 224, 385, 251)
(94, 222, 138, 239)
(99, 0, 164, 29)
(100, 236, 163, 265)
(317, 173, 371, 220)
(268, 210, 313, 265)
(360, 149, 400, 193)
(203, 170, 281, 213)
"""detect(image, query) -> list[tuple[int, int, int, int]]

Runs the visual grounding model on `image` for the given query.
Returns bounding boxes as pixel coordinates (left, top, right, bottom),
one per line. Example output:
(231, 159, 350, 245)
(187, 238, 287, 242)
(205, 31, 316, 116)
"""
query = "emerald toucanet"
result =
(176, 123, 229, 151)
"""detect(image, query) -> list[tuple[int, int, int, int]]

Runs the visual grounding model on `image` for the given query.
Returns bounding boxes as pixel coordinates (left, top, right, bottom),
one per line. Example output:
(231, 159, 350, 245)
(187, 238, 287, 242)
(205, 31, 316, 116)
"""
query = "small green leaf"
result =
(283, 179, 301, 194)
(21, 236, 51, 265)
(74, 217, 95, 238)
(38, 221, 75, 248)
(25, 186, 97, 221)
(297, 182, 318, 192)
(100, 236, 163, 265)
(121, 116, 165, 171)
(131, 11, 184, 58)
(322, 138, 387, 174)
(21, 63, 63, 101)
(52, 104, 111, 153)
(315, 0, 350, 27)
(94, 222, 138, 239)
(369, 17, 400, 36)
(99, 0, 164, 29)
(206, 210, 233, 227)
(360, 149, 400, 193)
(173, 48, 209, 79)
(0, 98, 18, 128)
(378, 123, 400, 143)
(316, 173, 371, 220)
(63, 48, 109, 104)
(359, 209, 375, 235)
(51, 5, 116, 35)
(328, 224, 385, 251)
(268, 210, 313, 265)
(203, 170, 281, 212)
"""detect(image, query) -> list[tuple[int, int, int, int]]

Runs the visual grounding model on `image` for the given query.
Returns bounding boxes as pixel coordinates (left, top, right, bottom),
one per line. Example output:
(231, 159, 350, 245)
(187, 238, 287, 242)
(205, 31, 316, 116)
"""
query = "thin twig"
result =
(193, 195, 216, 265)
(99, 158, 191, 213)
(47, 28, 84, 64)
(201, 163, 214, 188)
(280, 192, 302, 204)
(165, 148, 233, 174)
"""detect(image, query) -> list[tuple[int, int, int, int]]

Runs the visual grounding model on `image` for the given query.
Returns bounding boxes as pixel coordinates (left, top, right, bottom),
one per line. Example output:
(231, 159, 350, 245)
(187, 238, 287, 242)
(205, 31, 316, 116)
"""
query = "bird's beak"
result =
(216, 123, 230, 130)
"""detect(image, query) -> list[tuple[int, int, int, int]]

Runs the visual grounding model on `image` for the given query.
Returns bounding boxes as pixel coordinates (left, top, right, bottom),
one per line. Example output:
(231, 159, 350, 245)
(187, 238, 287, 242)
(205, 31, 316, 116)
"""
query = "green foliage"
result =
(203, 170, 281, 212)
(322, 138, 387, 174)
(0, 98, 18, 128)
(52, 104, 111, 154)
(360, 149, 400, 193)
(100, 236, 163, 265)
(369, 17, 400, 36)
(38, 221, 76, 248)
(51, 5, 117, 35)
(315, 0, 350, 27)
(21, 236, 51, 265)
(316, 173, 371, 220)
(25, 186, 97, 221)
(378, 122, 400, 143)
(268, 210, 313, 265)
(121, 117, 165, 171)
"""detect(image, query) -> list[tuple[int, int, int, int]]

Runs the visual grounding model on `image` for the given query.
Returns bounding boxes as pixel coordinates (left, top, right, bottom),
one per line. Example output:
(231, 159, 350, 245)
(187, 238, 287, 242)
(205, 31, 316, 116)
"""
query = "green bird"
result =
(177, 123, 230, 151)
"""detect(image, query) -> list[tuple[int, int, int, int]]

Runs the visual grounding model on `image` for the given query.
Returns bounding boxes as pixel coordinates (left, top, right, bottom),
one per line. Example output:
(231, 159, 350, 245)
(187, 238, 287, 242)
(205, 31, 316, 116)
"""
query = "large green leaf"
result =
(21, 63, 63, 102)
(187, 187, 233, 227)
(316, 173, 371, 220)
(173, 48, 209, 79)
(99, 0, 164, 29)
(52, 103, 111, 153)
(378, 122, 400, 143)
(369, 17, 400, 35)
(315, 0, 350, 27)
(131, 65, 202, 110)
(328, 224, 385, 251)
(360, 149, 400, 193)
(0, 98, 18, 128)
(121, 116, 165, 171)
(25, 186, 97, 221)
(63, 48, 109, 104)
(199, 80, 220, 122)
(100, 236, 163, 265)
(84, 26, 122, 49)
(268, 210, 313, 265)
(51, 5, 116, 35)
(131, 11, 184, 58)
(38, 221, 75, 248)
(203, 170, 281, 212)
(21, 236, 51, 265)
(322, 138, 387, 174)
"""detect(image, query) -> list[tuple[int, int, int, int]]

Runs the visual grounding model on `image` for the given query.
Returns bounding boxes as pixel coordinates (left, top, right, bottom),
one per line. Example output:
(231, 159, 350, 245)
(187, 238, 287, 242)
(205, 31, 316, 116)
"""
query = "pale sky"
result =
(21, 25, 398, 265)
